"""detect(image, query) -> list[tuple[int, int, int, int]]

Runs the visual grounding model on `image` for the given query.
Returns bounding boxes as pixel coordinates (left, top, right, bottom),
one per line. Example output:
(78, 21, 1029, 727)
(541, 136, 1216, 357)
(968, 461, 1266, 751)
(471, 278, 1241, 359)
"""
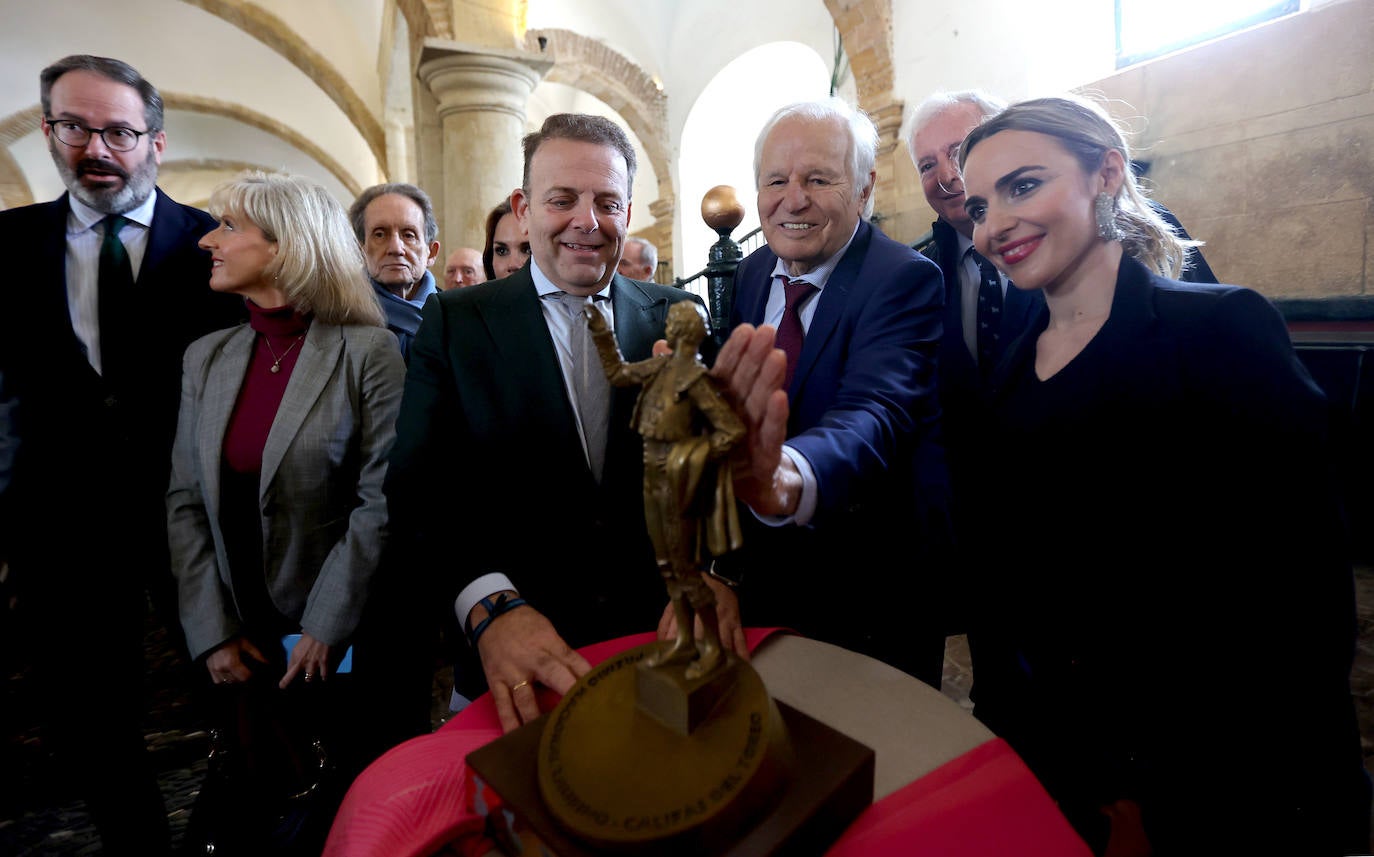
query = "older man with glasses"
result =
(0, 54, 241, 855)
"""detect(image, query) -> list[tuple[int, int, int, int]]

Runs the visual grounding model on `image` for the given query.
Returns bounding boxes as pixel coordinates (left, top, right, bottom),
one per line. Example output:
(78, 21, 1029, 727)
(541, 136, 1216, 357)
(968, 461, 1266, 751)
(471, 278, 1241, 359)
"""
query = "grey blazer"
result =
(167, 319, 405, 661)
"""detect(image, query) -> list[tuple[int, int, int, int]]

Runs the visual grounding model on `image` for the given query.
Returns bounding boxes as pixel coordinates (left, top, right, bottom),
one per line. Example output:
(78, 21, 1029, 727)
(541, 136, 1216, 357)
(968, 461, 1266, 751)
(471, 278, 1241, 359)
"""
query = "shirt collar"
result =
(530, 257, 611, 301)
(68, 189, 157, 233)
(767, 219, 862, 290)
(956, 230, 976, 261)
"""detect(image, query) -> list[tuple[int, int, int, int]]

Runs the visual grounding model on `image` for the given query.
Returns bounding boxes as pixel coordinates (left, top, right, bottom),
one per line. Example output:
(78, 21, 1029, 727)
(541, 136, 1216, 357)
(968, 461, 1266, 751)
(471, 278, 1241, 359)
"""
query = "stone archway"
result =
(180, 0, 387, 169)
(0, 107, 39, 209)
(0, 97, 364, 206)
(523, 28, 676, 272)
(824, 0, 904, 221)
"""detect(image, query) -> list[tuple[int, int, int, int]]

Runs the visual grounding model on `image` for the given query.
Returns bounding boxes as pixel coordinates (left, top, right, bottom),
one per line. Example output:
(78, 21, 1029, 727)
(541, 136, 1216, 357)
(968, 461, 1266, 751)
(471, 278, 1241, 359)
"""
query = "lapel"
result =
(472, 270, 588, 467)
(1001, 281, 1044, 343)
(610, 274, 668, 358)
(261, 320, 341, 495)
(140, 188, 188, 289)
(31, 196, 89, 362)
(197, 324, 254, 522)
(475, 266, 570, 411)
(791, 220, 873, 392)
(609, 275, 673, 438)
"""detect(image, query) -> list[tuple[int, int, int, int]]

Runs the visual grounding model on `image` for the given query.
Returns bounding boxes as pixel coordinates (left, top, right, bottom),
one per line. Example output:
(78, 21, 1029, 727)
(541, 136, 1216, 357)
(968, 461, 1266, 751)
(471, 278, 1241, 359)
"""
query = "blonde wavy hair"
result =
(959, 94, 1198, 278)
(207, 170, 384, 327)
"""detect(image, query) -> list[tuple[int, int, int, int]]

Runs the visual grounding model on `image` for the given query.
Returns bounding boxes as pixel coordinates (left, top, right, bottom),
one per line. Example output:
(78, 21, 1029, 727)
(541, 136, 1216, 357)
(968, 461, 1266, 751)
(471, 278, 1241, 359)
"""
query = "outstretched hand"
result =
(710, 324, 798, 517)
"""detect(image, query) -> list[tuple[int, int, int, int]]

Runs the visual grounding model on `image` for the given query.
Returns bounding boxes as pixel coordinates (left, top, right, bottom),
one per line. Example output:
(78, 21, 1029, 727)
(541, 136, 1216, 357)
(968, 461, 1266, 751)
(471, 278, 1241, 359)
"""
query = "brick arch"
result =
(180, 0, 387, 169)
(522, 28, 675, 229)
(0, 107, 39, 209)
(823, 0, 900, 143)
(0, 97, 364, 203)
(823, 0, 904, 220)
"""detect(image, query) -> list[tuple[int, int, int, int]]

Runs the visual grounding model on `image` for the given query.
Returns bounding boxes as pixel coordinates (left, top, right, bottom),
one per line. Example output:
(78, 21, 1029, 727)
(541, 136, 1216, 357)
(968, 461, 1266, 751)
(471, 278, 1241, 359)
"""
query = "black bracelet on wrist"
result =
(467, 592, 528, 648)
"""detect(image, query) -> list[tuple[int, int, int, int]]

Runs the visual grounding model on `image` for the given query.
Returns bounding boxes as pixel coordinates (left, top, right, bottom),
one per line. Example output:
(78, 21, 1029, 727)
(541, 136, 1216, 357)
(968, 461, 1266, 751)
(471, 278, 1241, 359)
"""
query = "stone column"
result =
(417, 39, 553, 253)
(644, 198, 677, 283)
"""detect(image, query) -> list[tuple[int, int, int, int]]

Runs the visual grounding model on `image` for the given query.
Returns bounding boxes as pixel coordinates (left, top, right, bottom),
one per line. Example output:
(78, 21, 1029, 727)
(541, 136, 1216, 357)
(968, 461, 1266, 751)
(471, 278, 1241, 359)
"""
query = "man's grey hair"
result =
(41, 55, 164, 132)
(347, 182, 439, 245)
(753, 97, 879, 220)
(903, 90, 1007, 167)
(625, 236, 657, 272)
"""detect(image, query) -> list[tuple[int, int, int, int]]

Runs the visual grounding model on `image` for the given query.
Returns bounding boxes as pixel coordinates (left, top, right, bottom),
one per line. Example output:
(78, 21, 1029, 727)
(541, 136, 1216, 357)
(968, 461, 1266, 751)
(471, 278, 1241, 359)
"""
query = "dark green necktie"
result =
(98, 214, 135, 380)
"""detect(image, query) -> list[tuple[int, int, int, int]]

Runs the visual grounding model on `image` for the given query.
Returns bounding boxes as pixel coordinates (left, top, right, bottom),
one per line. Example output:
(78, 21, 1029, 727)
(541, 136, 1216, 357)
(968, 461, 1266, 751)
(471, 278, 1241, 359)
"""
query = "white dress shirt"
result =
(756, 221, 862, 528)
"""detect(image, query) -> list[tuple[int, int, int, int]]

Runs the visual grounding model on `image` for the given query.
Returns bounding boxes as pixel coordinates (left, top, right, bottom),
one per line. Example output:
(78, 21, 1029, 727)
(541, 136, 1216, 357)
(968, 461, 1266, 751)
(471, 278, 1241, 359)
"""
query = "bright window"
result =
(1116, 0, 1300, 67)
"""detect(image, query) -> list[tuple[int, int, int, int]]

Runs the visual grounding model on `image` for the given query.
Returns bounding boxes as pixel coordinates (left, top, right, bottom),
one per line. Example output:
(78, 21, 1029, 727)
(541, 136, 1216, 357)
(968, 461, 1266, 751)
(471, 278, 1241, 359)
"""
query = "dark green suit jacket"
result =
(384, 267, 705, 677)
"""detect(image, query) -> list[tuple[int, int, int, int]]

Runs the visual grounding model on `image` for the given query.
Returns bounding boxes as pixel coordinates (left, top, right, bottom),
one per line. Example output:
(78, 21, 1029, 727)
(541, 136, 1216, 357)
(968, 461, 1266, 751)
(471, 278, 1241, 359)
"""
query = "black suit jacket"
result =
(384, 269, 705, 662)
(0, 189, 243, 606)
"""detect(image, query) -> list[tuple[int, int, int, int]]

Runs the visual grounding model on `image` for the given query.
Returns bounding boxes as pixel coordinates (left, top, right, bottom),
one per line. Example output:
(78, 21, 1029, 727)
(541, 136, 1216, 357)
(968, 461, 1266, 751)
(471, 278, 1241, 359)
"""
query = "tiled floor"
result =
(4, 567, 1373, 855)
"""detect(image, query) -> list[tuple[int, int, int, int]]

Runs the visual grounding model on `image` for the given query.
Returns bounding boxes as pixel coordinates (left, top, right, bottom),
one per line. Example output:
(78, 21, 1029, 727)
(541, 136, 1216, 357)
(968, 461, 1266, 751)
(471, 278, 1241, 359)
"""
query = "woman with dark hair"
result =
(168, 170, 405, 852)
(481, 198, 531, 280)
(958, 95, 1369, 855)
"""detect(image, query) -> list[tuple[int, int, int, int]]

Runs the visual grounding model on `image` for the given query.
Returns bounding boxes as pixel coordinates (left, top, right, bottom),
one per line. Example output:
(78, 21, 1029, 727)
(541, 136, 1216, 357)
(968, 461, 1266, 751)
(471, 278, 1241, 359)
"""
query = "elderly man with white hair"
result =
(711, 97, 949, 686)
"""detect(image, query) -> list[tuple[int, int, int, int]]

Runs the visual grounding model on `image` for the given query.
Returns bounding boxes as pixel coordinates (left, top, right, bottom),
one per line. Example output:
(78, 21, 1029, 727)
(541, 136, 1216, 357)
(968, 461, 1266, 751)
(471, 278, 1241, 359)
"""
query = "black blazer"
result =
(0, 190, 242, 589)
(384, 268, 705, 652)
(975, 254, 1367, 853)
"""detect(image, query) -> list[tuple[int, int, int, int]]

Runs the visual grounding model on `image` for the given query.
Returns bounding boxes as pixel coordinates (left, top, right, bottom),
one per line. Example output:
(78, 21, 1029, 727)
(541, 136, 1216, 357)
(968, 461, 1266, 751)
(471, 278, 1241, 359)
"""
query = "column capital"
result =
(417, 39, 554, 121)
(865, 96, 905, 157)
(649, 198, 676, 223)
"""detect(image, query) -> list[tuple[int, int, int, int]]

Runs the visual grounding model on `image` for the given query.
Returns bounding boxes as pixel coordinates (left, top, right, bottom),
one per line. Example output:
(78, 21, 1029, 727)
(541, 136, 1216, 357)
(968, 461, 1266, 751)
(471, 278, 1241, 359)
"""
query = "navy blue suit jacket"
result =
(720, 220, 947, 678)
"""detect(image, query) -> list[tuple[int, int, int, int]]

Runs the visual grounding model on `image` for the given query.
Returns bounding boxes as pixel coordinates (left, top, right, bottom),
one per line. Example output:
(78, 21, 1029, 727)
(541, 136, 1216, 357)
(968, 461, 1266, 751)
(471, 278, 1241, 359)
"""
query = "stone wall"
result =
(1088, 0, 1372, 299)
(883, 0, 1372, 301)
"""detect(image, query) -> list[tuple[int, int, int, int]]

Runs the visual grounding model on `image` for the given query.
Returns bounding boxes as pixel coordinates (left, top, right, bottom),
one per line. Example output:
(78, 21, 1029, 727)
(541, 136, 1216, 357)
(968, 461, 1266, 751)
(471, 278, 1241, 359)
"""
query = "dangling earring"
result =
(1095, 192, 1122, 241)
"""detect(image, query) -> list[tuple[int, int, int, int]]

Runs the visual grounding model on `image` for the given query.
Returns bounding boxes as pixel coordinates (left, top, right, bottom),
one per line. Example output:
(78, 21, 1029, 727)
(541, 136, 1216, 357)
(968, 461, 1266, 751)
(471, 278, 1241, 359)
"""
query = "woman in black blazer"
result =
(957, 95, 1369, 855)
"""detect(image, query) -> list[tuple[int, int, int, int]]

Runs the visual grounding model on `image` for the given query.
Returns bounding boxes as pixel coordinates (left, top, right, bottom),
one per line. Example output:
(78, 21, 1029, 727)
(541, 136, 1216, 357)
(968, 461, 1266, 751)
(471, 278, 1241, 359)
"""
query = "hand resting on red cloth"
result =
(323, 630, 1090, 857)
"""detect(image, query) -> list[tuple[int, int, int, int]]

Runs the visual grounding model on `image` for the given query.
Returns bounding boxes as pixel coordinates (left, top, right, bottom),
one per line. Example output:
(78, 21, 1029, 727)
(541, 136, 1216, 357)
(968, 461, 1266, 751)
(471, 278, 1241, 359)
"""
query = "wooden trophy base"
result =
(467, 641, 874, 856)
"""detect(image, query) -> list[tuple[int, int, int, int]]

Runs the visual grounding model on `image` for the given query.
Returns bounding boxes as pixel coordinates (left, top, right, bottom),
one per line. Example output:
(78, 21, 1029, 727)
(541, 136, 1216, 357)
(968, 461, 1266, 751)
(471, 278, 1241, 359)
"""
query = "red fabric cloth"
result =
(324, 629, 1090, 857)
(827, 738, 1092, 857)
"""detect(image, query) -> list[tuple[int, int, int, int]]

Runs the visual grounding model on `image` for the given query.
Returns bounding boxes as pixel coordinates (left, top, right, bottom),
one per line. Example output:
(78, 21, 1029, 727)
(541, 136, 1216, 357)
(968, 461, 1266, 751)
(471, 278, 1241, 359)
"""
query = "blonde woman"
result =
(167, 170, 404, 850)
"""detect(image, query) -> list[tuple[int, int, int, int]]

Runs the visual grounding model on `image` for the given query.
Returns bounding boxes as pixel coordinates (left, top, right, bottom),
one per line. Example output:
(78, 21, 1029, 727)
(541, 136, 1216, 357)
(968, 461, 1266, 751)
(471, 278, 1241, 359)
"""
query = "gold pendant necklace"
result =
(263, 333, 305, 374)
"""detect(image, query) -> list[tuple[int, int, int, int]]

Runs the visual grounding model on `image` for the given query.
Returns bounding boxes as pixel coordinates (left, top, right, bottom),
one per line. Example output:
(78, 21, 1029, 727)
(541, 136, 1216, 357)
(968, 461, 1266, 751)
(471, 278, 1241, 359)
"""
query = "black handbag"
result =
(180, 679, 347, 857)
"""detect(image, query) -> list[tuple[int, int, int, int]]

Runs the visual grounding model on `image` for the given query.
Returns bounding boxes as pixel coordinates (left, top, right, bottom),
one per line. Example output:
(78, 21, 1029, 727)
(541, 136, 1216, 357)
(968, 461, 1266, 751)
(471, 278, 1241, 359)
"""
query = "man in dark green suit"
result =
(382, 114, 708, 735)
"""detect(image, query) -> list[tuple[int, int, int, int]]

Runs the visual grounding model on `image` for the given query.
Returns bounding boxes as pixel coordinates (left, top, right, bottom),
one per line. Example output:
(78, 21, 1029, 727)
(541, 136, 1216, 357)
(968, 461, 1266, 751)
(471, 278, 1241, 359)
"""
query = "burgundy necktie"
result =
(775, 276, 816, 389)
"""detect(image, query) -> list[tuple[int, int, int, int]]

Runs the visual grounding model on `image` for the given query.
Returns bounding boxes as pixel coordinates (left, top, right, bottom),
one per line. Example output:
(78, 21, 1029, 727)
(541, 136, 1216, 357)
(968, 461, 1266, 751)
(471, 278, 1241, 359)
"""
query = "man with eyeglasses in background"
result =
(0, 54, 240, 855)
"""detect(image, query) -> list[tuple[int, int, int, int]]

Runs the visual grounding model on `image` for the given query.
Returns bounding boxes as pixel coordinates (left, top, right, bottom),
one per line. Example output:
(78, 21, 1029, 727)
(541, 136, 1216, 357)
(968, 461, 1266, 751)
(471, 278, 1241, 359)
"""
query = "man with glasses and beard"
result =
(0, 55, 240, 855)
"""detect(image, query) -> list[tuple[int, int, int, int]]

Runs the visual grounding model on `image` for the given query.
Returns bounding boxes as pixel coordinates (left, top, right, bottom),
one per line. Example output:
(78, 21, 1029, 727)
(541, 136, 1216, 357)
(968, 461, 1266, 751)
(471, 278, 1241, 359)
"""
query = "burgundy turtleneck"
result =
(222, 301, 312, 475)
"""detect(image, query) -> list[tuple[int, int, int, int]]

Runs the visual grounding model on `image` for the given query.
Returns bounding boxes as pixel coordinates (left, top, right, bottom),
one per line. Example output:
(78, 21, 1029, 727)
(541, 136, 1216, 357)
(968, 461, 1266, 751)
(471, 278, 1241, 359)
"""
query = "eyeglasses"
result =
(44, 117, 155, 153)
